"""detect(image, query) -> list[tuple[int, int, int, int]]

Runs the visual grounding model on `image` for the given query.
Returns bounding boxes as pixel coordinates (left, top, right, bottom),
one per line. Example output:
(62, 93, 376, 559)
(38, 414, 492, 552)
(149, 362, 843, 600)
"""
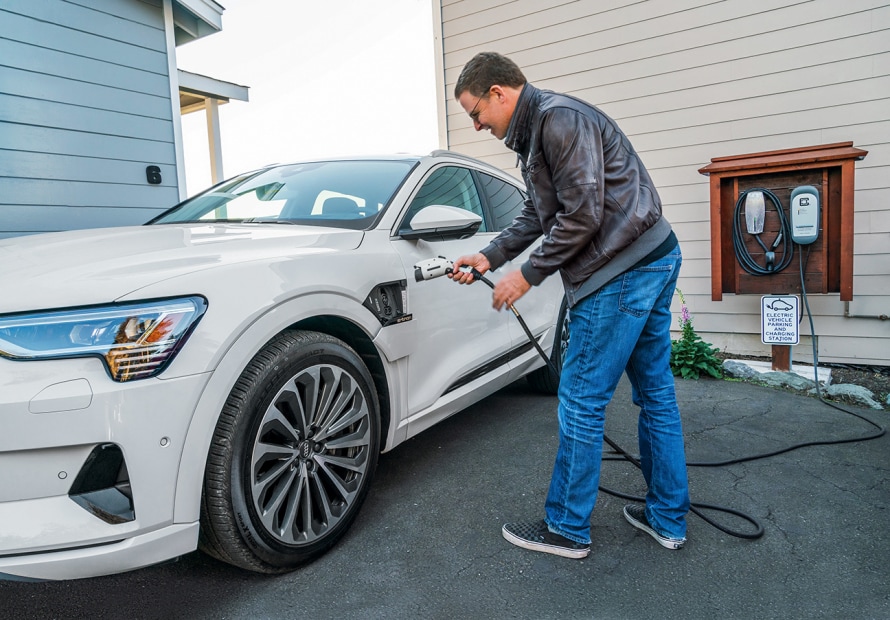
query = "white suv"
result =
(0, 152, 567, 580)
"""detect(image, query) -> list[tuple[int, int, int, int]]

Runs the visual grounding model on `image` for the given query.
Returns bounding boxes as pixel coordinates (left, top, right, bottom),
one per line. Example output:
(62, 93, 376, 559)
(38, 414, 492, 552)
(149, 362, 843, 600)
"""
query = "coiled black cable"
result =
(671, 249, 885, 471)
(732, 188, 794, 275)
(469, 264, 884, 541)
(470, 270, 764, 539)
(602, 232, 884, 538)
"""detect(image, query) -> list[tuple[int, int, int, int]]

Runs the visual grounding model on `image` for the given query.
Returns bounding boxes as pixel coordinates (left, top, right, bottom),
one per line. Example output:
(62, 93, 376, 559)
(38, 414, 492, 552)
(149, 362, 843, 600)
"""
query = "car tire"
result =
(526, 297, 569, 395)
(199, 330, 380, 573)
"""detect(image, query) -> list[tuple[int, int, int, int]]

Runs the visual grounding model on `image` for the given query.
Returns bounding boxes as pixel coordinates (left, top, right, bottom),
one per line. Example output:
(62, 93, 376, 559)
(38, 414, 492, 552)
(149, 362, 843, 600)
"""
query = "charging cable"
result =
(795, 245, 884, 444)
(728, 186, 882, 450)
(732, 188, 794, 275)
(417, 257, 766, 539)
(662, 245, 886, 531)
(414, 256, 551, 364)
(416, 255, 886, 541)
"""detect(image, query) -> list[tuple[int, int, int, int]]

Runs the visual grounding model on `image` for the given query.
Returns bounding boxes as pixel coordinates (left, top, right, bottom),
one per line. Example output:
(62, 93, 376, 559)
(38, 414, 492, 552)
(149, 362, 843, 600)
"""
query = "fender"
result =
(171, 291, 404, 524)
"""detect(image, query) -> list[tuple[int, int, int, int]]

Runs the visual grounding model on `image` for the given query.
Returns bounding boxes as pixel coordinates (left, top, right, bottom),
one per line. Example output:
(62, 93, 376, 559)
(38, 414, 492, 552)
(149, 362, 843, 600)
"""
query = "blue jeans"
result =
(544, 247, 689, 544)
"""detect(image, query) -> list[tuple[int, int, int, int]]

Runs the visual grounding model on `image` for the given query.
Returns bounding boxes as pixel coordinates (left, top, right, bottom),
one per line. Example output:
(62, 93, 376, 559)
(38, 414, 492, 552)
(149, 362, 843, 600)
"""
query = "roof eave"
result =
(173, 0, 225, 45)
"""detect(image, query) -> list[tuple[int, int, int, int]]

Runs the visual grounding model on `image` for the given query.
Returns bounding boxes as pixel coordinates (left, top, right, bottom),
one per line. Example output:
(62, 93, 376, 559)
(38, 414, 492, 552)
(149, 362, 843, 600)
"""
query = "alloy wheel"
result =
(249, 363, 372, 545)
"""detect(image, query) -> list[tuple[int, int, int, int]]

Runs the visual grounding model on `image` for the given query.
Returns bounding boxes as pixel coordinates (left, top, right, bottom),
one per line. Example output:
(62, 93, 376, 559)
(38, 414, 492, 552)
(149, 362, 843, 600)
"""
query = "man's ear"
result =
(489, 85, 507, 102)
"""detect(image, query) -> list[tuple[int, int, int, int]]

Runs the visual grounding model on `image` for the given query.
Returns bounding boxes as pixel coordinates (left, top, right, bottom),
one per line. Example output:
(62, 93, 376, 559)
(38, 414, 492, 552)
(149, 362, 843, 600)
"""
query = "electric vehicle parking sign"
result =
(761, 295, 800, 345)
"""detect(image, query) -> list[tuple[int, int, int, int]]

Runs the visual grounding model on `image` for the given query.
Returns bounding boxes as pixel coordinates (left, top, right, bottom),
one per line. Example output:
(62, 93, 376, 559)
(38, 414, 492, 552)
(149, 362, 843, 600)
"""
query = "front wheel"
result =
(526, 297, 569, 394)
(199, 330, 380, 573)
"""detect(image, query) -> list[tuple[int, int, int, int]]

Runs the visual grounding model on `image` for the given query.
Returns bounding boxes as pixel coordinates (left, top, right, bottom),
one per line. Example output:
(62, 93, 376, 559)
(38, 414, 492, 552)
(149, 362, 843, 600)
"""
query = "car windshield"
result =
(149, 159, 417, 230)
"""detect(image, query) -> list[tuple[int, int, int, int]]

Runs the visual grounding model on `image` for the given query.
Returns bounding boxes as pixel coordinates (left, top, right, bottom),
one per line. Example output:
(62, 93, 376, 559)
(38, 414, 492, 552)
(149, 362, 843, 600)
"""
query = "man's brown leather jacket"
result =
(481, 83, 673, 306)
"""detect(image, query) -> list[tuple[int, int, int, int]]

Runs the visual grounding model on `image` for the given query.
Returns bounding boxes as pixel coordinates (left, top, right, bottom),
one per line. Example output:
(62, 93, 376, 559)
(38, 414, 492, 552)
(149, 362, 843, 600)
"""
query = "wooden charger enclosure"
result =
(698, 142, 868, 369)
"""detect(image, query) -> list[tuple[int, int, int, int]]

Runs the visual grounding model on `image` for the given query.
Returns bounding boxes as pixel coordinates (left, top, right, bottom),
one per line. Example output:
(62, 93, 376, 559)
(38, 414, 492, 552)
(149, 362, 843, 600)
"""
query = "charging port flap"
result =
(363, 280, 411, 326)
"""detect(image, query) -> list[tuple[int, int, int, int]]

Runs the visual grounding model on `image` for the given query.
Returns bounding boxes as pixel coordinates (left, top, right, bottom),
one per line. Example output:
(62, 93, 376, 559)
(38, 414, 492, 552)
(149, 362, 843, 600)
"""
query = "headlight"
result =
(0, 296, 207, 381)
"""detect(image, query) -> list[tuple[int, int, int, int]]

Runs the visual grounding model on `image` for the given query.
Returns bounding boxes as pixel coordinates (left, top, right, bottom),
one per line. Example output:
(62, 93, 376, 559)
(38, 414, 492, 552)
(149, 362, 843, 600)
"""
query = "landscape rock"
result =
(722, 360, 759, 380)
(759, 371, 817, 391)
(718, 357, 887, 410)
(813, 384, 884, 410)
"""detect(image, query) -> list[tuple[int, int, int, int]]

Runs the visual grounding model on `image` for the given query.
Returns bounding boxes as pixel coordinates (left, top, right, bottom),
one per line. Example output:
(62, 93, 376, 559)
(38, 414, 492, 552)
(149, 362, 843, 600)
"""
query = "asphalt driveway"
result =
(1, 376, 887, 619)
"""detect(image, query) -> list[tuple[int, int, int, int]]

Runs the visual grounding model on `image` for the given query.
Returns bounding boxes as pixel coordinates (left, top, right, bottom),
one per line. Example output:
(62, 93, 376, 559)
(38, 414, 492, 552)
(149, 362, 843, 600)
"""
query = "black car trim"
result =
(444, 339, 539, 394)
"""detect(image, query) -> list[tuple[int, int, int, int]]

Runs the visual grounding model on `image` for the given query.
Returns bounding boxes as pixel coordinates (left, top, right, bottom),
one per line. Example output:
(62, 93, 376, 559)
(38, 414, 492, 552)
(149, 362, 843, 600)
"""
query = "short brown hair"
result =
(454, 52, 527, 99)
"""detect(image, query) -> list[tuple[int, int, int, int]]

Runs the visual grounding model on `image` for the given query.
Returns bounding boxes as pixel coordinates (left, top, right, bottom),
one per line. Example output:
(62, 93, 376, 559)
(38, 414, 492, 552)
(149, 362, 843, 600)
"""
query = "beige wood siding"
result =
(438, 0, 890, 366)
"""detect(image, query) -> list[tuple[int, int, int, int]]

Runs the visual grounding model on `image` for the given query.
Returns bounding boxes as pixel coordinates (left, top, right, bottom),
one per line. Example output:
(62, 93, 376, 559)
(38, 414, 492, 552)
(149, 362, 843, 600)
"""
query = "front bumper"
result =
(0, 522, 199, 582)
(0, 356, 210, 580)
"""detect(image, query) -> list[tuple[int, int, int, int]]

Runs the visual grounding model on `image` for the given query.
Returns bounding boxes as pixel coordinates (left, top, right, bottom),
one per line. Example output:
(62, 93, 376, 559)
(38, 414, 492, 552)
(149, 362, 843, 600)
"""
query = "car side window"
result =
(401, 166, 487, 233)
(477, 172, 527, 232)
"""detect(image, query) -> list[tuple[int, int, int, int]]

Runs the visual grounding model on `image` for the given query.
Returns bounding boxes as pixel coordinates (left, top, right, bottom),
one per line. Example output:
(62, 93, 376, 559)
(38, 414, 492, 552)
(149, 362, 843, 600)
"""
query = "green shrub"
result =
(670, 289, 723, 379)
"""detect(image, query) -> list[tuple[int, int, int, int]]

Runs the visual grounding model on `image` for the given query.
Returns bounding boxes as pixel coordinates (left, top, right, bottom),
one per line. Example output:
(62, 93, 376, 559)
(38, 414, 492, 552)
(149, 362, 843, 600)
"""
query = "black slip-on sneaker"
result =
(502, 520, 590, 559)
(623, 504, 686, 550)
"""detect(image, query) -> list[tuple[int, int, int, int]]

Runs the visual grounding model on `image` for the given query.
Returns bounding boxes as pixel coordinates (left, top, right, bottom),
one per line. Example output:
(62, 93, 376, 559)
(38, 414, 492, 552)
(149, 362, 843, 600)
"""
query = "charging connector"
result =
(414, 256, 453, 281)
(732, 188, 793, 275)
(745, 191, 765, 235)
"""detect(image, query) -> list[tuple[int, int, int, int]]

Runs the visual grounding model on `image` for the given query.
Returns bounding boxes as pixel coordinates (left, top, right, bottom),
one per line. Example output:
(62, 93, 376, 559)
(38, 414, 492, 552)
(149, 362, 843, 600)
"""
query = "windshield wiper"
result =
(241, 218, 297, 224)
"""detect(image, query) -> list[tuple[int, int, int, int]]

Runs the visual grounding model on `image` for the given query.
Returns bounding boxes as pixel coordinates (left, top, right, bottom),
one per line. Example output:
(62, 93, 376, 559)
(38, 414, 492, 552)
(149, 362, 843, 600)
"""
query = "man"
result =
(449, 52, 690, 558)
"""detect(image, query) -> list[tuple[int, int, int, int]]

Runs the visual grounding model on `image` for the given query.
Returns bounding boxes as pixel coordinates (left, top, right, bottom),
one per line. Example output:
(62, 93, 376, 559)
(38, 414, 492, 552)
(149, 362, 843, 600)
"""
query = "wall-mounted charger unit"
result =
(789, 185, 820, 245)
(699, 142, 867, 301)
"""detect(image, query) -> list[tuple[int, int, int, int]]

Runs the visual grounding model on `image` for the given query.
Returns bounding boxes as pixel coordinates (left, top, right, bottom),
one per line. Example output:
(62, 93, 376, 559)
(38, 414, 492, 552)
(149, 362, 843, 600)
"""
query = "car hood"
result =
(0, 224, 364, 312)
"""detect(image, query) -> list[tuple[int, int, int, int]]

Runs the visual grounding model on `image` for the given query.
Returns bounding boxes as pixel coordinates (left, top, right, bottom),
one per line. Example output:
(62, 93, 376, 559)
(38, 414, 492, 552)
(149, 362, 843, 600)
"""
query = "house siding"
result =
(438, 0, 890, 366)
(0, 0, 179, 239)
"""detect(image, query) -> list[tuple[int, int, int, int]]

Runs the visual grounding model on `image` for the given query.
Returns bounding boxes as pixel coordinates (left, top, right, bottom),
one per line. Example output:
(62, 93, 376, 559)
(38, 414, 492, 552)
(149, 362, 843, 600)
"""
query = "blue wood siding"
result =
(0, 0, 180, 237)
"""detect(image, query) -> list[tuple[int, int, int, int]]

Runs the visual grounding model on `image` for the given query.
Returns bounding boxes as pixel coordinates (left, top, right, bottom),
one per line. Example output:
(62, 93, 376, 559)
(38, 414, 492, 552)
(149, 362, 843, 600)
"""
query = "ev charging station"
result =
(699, 142, 868, 374)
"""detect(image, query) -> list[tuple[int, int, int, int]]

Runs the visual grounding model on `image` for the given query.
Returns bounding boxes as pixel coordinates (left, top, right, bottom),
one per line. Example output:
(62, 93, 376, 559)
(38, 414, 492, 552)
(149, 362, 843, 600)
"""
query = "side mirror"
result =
(400, 205, 482, 241)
